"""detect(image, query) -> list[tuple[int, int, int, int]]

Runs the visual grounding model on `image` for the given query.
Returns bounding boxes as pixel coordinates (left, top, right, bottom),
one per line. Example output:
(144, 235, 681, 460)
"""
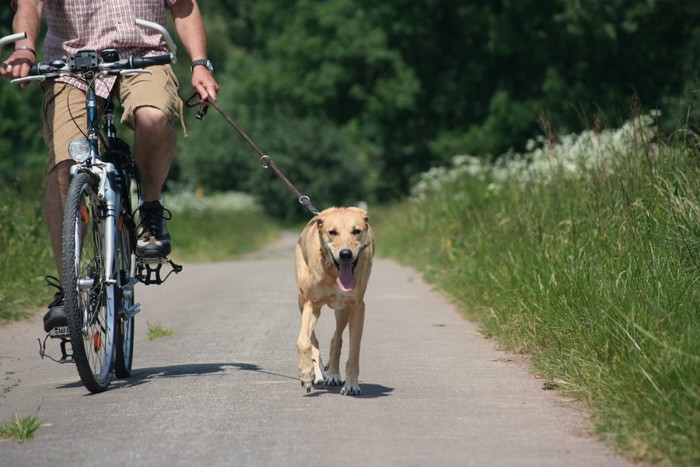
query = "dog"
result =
(295, 206, 375, 395)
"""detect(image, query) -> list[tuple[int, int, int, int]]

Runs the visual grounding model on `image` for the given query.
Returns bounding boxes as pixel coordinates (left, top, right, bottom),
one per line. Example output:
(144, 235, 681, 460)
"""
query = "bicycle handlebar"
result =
(10, 52, 175, 85)
(1, 19, 177, 84)
(0, 32, 27, 49)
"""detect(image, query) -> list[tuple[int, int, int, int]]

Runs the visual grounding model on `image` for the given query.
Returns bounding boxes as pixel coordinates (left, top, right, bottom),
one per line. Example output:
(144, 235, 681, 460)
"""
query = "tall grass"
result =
(0, 174, 55, 322)
(376, 114, 699, 465)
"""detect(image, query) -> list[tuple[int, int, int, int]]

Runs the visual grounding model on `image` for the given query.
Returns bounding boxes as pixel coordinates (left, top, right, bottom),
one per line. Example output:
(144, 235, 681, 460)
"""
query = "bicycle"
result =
(1, 20, 183, 393)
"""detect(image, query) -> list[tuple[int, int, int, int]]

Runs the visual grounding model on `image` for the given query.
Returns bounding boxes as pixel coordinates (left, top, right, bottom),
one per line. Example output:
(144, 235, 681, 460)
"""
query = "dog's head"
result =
(316, 207, 371, 292)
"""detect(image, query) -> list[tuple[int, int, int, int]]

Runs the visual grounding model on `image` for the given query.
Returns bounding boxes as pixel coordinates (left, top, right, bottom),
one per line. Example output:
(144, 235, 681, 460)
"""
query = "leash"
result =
(185, 94, 320, 216)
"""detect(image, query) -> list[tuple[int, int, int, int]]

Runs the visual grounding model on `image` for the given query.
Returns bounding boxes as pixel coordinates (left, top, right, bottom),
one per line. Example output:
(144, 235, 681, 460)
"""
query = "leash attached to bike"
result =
(185, 94, 320, 217)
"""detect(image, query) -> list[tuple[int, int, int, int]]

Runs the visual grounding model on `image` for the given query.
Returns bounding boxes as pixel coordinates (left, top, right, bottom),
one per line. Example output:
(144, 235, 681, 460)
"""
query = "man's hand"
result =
(0, 49, 34, 84)
(191, 66, 218, 103)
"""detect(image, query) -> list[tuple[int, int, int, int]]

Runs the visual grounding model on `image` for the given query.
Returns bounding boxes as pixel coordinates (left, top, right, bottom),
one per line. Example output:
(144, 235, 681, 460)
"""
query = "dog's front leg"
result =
(310, 329, 325, 385)
(341, 301, 365, 396)
(297, 302, 320, 393)
(324, 308, 348, 387)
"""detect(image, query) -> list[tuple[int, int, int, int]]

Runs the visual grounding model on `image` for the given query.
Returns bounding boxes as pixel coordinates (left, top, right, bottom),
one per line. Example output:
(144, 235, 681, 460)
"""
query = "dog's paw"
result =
(324, 373, 343, 386)
(340, 384, 362, 396)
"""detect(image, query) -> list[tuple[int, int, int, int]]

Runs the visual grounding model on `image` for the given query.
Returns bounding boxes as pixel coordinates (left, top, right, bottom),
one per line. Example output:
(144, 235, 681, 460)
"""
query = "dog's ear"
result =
(347, 206, 369, 223)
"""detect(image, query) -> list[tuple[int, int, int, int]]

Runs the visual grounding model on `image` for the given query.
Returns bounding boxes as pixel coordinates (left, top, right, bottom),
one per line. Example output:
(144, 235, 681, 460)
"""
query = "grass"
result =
(0, 173, 55, 323)
(146, 322, 174, 340)
(165, 191, 280, 262)
(374, 114, 699, 465)
(0, 414, 42, 442)
(0, 187, 282, 323)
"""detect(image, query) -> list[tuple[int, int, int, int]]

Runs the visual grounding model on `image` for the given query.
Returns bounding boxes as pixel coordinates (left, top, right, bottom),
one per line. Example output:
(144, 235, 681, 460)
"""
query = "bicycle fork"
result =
(93, 164, 141, 322)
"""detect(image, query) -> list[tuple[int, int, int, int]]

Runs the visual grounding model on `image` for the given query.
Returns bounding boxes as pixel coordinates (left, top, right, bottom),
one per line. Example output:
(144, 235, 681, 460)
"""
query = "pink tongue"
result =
(337, 262, 356, 292)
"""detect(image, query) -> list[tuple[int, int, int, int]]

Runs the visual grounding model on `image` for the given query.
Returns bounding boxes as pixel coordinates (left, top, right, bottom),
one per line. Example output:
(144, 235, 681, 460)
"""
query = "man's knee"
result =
(133, 106, 170, 131)
(48, 160, 74, 186)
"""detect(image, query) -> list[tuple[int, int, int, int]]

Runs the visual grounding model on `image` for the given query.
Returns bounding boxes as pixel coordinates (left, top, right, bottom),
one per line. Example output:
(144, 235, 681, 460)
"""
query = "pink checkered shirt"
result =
(41, 0, 177, 97)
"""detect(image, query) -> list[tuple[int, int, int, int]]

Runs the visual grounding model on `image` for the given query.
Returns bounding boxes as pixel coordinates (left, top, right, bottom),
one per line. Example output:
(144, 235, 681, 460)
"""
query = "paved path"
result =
(0, 234, 632, 466)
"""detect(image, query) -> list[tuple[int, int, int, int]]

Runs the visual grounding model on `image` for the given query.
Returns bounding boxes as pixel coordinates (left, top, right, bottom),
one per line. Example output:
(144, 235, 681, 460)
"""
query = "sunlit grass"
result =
(165, 190, 280, 262)
(375, 114, 700, 465)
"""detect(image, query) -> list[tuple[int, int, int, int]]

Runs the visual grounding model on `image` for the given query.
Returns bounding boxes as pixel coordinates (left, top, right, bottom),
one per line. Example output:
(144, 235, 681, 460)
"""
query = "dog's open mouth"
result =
(335, 260, 357, 292)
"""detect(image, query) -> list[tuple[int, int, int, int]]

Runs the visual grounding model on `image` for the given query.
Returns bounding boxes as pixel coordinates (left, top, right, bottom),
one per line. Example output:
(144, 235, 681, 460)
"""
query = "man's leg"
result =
(41, 83, 85, 332)
(119, 65, 181, 258)
(132, 106, 176, 202)
(44, 160, 74, 275)
(133, 106, 176, 258)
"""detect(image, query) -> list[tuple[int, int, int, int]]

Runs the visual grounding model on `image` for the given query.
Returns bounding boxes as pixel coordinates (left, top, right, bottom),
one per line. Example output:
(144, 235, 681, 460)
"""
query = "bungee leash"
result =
(185, 94, 320, 216)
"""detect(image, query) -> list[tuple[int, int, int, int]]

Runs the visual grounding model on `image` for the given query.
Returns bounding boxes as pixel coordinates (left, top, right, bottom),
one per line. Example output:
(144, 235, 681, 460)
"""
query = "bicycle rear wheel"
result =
(115, 208, 135, 378)
(62, 171, 116, 393)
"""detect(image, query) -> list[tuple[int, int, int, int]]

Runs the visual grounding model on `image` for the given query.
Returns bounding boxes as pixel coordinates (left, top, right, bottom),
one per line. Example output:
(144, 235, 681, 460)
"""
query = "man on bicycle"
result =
(0, 0, 219, 332)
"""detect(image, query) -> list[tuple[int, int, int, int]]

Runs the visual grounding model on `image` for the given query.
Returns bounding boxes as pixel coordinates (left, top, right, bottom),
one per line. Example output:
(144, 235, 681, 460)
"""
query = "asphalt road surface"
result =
(0, 233, 633, 466)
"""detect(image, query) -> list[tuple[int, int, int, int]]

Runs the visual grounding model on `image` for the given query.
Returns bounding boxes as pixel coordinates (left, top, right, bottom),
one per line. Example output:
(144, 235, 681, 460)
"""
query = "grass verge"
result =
(0, 188, 282, 324)
(374, 115, 699, 465)
(0, 173, 55, 323)
(165, 191, 281, 262)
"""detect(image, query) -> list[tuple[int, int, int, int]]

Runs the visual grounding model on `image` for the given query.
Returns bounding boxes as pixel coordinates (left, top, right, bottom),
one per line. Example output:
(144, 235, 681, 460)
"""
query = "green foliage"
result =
(376, 116, 700, 465)
(180, 88, 373, 222)
(4, 0, 699, 201)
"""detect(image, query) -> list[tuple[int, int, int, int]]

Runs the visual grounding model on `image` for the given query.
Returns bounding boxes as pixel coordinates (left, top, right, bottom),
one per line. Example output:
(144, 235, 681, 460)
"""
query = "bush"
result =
(179, 97, 374, 223)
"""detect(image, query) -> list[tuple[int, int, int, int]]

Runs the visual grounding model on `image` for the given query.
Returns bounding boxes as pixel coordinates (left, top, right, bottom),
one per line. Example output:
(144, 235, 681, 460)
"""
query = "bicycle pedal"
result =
(136, 256, 168, 265)
(49, 326, 70, 338)
(38, 334, 74, 364)
(136, 256, 183, 285)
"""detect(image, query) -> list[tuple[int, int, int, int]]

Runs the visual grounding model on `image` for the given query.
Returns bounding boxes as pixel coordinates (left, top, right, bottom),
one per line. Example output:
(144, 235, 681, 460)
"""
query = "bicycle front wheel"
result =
(62, 171, 116, 393)
(114, 208, 135, 378)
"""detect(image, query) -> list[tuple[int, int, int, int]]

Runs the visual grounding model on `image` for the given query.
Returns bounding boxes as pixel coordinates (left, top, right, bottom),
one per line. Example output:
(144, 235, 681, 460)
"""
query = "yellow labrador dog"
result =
(295, 207, 375, 395)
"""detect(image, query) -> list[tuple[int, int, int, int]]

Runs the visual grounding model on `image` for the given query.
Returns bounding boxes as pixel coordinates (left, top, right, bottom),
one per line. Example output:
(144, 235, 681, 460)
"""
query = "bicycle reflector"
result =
(68, 138, 91, 163)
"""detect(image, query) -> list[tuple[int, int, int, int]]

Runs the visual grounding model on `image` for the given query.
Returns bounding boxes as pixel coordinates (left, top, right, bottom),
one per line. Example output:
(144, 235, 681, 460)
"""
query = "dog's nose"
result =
(339, 248, 353, 262)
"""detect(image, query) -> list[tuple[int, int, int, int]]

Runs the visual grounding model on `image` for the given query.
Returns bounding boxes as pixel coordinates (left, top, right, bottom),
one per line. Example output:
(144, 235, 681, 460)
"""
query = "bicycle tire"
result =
(114, 207, 135, 378)
(62, 171, 116, 393)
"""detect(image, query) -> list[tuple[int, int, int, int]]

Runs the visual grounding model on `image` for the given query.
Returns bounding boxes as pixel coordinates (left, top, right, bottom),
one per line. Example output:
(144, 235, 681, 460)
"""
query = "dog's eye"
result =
(352, 228, 362, 235)
(328, 229, 338, 236)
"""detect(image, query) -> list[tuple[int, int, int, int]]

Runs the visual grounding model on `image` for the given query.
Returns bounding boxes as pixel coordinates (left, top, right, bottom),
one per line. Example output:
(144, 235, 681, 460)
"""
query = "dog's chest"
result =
(325, 289, 360, 310)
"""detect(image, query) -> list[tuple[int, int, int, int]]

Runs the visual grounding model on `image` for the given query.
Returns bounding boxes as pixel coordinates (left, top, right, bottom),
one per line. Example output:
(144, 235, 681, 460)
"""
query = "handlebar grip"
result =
(128, 54, 172, 68)
(0, 32, 27, 48)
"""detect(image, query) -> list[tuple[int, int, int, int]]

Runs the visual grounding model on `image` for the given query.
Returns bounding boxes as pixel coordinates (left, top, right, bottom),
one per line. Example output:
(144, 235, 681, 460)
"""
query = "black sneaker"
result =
(43, 276, 67, 333)
(136, 200, 172, 259)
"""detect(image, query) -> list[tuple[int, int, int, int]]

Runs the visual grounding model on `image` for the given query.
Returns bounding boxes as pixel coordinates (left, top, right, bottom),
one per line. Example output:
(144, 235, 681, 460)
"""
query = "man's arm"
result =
(170, 0, 219, 102)
(1, 0, 43, 80)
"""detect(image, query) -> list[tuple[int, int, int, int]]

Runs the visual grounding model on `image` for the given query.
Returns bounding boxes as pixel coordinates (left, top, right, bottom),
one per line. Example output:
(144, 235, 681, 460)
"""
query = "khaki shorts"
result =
(42, 65, 182, 173)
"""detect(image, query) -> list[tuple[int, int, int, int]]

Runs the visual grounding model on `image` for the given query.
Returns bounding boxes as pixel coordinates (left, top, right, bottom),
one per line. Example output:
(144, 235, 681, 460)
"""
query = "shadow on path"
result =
(56, 362, 394, 398)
